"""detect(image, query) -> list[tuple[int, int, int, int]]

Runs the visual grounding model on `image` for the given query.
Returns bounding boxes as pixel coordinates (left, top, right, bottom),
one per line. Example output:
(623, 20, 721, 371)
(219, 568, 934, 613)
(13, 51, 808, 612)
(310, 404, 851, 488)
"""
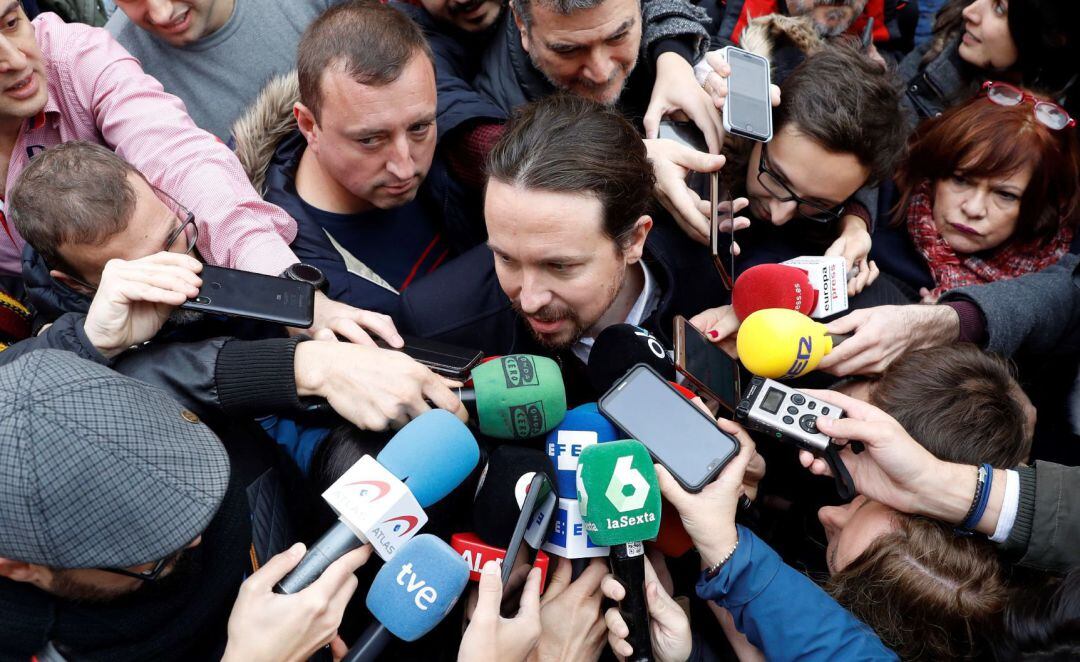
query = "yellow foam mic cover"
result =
(736, 308, 833, 379)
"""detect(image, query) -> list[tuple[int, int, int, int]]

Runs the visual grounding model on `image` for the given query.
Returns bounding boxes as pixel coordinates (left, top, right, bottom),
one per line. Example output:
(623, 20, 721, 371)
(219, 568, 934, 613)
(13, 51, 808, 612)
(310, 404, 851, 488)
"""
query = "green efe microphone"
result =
(463, 354, 568, 440)
(577, 440, 662, 662)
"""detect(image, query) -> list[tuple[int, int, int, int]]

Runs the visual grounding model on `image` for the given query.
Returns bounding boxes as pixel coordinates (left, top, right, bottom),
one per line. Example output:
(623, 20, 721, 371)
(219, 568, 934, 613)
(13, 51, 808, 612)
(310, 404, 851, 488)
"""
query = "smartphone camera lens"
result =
(195, 296, 212, 304)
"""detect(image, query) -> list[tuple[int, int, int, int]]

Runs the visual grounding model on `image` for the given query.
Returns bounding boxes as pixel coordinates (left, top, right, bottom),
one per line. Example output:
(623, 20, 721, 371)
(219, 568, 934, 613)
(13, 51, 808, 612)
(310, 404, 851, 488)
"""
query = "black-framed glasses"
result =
(157, 187, 199, 255)
(757, 144, 845, 223)
(98, 551, 179, 583)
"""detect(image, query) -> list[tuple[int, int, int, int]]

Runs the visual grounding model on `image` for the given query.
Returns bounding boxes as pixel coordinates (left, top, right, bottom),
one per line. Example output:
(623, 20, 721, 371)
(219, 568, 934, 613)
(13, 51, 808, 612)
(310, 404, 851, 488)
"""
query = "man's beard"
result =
(527, 50, 635, 107)
(48, 549, 195, 604)
(511, 266, 625, 350)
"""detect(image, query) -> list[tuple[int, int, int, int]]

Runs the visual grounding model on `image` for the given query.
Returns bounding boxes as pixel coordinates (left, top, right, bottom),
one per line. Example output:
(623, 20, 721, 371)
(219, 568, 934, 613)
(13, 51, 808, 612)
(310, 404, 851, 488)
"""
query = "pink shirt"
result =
(0, 14, 299, 277)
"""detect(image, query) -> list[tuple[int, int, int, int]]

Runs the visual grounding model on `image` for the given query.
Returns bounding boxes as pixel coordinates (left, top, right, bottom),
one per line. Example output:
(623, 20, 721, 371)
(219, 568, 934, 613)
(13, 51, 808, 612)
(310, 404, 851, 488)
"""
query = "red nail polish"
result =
(708, 330, 719, 339)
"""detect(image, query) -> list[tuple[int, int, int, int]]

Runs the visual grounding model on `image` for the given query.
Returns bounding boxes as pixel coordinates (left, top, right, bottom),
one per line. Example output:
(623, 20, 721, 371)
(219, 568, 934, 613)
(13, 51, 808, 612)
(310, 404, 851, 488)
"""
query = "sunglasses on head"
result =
(980, 81, 1076, 131)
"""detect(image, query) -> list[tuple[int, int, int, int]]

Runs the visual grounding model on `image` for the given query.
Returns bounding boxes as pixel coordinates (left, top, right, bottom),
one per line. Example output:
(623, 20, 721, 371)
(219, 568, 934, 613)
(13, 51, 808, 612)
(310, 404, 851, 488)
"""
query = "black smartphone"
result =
(599, 363, 740, 492)
(721, 46, 773, 142)
(500, 473, 556, 613)
(180, 264, 314, 327)
(377, 335, 483, 379)
(673, 315, 741, 415)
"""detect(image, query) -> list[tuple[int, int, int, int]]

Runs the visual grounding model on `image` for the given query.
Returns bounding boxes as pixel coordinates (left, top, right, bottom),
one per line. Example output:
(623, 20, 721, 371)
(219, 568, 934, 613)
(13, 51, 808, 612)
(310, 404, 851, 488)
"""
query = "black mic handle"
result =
(570, 557, 589, 581)
(609, 542, 654, 662)
(342, 622, 394, 662)
(274, 523, 363, 594)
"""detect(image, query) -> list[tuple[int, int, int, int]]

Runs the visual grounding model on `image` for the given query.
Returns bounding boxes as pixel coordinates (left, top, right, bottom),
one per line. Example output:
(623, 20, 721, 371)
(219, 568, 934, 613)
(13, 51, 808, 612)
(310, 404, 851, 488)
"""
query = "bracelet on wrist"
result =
(957, 463, 994, 534)
(703, 532, 740, 580)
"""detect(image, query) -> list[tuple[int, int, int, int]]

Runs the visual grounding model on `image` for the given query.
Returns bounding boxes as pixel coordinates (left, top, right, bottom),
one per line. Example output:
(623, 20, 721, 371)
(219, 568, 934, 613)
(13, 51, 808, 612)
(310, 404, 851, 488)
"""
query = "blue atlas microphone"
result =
(343, 534, 471, 662)
(276, 410, 479, 594)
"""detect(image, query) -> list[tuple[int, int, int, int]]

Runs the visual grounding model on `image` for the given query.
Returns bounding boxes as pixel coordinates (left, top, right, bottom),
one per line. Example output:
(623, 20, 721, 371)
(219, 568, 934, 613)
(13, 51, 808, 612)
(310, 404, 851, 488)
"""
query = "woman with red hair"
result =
(892, 82, 1079, 302)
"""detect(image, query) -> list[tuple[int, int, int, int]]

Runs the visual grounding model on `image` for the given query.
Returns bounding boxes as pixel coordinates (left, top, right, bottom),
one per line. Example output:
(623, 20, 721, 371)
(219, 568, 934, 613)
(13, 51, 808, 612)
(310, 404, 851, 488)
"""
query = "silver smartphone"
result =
(720, 46, 773, 143)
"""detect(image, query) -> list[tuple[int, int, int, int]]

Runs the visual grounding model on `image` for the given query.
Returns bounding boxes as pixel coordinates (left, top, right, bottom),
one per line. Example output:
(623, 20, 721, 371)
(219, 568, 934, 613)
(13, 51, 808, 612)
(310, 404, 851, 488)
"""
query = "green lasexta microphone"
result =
(463, 355, 567, 440)
(577, 440, 661, 662)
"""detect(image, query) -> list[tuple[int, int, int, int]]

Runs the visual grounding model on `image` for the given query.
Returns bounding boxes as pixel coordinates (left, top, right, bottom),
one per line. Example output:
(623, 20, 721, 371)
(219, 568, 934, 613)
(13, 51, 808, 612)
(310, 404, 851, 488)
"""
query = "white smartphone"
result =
(720, 46, 773, 143)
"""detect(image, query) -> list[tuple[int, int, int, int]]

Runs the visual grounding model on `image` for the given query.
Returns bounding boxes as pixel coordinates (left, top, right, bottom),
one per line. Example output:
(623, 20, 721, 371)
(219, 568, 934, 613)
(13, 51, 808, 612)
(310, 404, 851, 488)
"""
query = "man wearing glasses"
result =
(0, 350, 372, 660)
(719, 48, 906, 289)
(5, 141, 468, 431)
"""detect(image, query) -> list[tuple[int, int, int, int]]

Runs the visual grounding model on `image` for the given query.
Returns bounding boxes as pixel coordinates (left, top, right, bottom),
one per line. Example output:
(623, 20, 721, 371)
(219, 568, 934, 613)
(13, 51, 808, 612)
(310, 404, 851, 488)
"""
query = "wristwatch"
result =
(281, 263, 328, 294)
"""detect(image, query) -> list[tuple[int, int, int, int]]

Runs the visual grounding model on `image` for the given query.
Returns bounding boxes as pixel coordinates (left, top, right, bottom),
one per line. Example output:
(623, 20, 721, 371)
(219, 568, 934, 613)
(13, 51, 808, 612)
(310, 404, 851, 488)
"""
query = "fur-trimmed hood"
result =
(231, 71, 301, 197)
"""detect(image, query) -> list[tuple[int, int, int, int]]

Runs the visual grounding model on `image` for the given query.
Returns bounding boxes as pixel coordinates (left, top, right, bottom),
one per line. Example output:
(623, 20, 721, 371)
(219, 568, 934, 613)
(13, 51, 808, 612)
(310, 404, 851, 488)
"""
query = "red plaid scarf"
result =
(907, 181, 1073, 297)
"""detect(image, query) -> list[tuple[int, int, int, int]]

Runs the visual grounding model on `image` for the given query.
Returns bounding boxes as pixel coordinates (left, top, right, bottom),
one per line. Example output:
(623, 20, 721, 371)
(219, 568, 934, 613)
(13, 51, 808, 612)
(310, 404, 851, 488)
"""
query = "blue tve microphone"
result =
(276, 411, 480, 594)
(343, 534, 471, 661)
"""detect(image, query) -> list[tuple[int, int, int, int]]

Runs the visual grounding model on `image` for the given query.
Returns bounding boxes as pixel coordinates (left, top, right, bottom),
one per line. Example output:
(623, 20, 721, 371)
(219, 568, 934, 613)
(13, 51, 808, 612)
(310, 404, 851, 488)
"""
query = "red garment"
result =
(730, 0, 890, 45)
(907, 182, 1074, 297)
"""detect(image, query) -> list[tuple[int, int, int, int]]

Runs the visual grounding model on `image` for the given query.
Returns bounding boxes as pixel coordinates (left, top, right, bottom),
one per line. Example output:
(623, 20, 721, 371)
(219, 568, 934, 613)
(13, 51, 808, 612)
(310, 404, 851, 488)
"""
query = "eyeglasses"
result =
(757, 144, 845, 223)
(156, 187, 199, 256)
(99, 550, 182, 583)
(980, 81, 1076, 130)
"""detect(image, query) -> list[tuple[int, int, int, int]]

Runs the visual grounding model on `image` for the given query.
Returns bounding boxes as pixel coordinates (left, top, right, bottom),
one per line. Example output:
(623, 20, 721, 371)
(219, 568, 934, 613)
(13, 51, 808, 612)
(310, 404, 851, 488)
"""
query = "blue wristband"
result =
(960, 463, 994, 532)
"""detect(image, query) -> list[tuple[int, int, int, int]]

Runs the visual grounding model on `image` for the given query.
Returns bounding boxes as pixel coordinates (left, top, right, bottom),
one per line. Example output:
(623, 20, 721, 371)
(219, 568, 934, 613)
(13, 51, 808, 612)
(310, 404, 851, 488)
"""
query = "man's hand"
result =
(601, 556, 692, 662)
(693, 51, 782, 114)
(816, 305, 961, 376)
(528, 558, 607, 662)
(82, 253, 203, 359)
(644, 139, 751, 245)
(645, 52, 725, 154)
(824, 216, 878, 297)
(298, 291, 404, 348)
(688, 305, 740, 358)
(222, 543, 372, 662)
(459, 561, 543, 662)
(800, 390, 989, 531)
(294, 340, 468, 430)
(654, 421, 758, 566)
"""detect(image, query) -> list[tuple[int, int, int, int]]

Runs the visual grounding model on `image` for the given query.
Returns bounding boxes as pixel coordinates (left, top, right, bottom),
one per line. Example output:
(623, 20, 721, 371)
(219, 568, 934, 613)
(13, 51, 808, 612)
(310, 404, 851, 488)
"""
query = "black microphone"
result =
(587, 324, 675, 393)
(472, 445, 559, 548)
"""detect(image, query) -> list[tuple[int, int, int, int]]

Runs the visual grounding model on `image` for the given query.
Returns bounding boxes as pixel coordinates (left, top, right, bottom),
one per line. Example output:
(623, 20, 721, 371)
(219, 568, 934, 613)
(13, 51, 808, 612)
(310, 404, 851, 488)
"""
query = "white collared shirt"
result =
(572, 262, 660, 364)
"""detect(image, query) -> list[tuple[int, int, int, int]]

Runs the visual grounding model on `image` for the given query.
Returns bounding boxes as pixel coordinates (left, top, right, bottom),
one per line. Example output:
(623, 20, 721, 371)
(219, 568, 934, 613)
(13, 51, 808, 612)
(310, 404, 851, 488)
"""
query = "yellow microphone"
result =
(736, 308, 836, 379)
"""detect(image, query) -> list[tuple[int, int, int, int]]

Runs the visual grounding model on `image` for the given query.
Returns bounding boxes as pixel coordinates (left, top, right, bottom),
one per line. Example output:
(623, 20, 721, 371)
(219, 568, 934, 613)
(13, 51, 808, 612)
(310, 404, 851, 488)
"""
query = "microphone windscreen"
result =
(588, 324, 675, 393)
(732, 264, 816, 321)
(576, 440, 662, 546)
(473, 445, 558, 549)
(376, 409, 480, 507)
(545, 403, 621, 498)
(365, 534, 470, 641)
(736, 309, 833, 379)
(654, 499, 694, 557)
(471, 355, 567, 439)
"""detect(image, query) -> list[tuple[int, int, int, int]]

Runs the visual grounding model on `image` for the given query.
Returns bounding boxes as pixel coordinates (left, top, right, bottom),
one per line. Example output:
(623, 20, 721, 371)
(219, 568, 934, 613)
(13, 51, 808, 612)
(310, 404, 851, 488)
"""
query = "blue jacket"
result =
(697, 526, 897, 661)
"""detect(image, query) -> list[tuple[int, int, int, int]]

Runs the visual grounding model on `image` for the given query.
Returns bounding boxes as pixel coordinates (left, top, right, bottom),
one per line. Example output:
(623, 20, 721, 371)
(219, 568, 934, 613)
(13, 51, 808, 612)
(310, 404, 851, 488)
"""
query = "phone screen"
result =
(680, 319, 741, 413)
(727, 49, 772, 140)
(710, 173, 735, 290)
(377, 335, 483, 378)
(600, 365, 739, 491)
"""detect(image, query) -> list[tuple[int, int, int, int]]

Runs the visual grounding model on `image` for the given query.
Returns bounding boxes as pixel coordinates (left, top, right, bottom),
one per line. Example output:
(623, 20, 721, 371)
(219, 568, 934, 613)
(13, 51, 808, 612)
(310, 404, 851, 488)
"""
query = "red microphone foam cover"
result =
(732, 264, 816, 321)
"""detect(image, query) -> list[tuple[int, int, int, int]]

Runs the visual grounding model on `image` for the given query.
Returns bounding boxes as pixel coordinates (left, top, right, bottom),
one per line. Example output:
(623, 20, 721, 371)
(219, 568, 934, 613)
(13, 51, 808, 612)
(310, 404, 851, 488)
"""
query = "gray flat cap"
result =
(0, 350, 230, 569)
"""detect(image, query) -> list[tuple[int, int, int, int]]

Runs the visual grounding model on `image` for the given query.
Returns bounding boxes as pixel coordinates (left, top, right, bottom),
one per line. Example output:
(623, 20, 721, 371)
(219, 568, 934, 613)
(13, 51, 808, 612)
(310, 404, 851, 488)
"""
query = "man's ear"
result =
(511, 2, 531, 53)
(294, 102, 319, 151)
(49, 269, 94, 296)
(623, 215, 652, 264)
(0, 558, 51, 587)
